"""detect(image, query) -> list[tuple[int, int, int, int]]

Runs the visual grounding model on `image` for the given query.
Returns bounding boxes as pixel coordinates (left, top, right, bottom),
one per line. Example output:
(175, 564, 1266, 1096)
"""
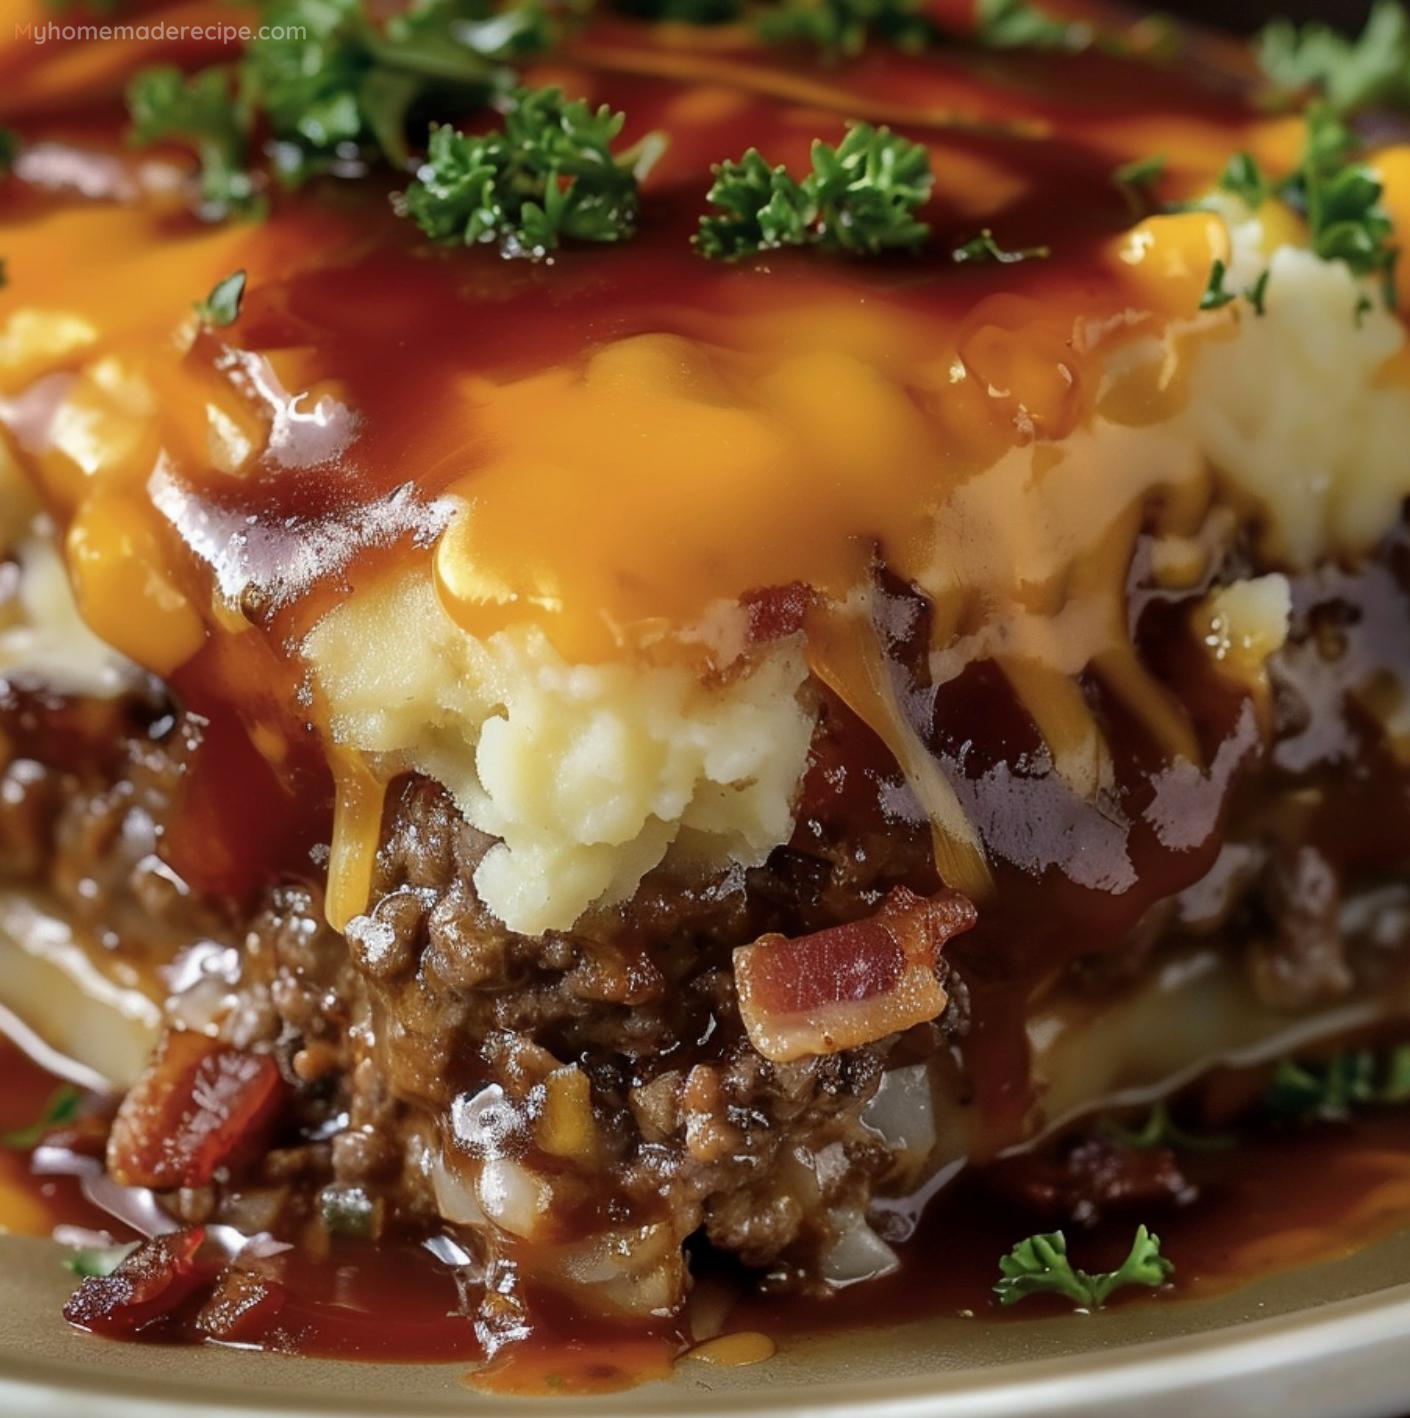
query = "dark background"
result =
(1169, 0, 1368, 28)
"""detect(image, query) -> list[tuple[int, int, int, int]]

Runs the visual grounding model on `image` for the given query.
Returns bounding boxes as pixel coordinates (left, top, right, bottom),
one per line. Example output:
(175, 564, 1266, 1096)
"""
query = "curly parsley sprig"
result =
(127, 0, 576, 209)
(127, 66, 260, 218)
(1258, 0, 1410, 117)
(399, 86, 664, 258)
(1288, 104, 1398, 296)
(994, 1225, 1174, 1310)
(1265, 1044, 1410, 1124)
(1, 1085, 81, 1150)
(756, 0, 937, 60)
(695, 123, 932, 261)
(973, 0, 1091, 53)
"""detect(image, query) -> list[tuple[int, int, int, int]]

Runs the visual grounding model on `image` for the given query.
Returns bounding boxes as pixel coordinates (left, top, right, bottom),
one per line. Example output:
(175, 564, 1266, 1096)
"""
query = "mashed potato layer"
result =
(308, 572, 813, 935)
(0, 444, 138, 698)
(307, 205, 1410, 939)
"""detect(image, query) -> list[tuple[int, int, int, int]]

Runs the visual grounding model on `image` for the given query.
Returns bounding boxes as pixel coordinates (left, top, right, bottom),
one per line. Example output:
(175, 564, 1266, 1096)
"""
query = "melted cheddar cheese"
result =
(4, 5, 1410, 933)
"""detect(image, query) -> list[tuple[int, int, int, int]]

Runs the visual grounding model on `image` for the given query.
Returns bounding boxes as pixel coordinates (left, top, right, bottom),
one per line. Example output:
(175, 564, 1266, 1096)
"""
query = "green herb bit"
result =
(1112, 153, 1165, 215)
(321, 1184, 379, 1238)
(1265, 1044, 1410, 1124)
(0, 129, 18, 175)
(1285, 105, 1398, 301)
(195, 270, 248, 327)
(243, 0, 554, 181)
(1257, 0, 1410, 117)
(2, 1085, 82, 1151)
(756, 0, 938, 60)
(1246, 267, 1271, 316)
(1102, 1099, 1235, 1152)
(951, 227, 1049, 265)
(401, 86, 659, 258)
(126, 66, 260, 219)
(973, 0, 1091, 52)
(994, 1225, 1174, 1310)
(695, 122, 932, 261)
(1218, 151, 1269, 209)
(62, 1242, 139, 1278)
(1199, 257, 1234, 310)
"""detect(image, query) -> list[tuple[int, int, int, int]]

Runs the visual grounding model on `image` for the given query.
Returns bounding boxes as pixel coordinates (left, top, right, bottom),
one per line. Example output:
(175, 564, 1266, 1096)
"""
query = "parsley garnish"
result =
(126, 66, 259, 219)
(1264, 1044, 1410, 1124)
(1217, 150, 1268, 209)
(195, 270, 248, 326)
(994, 1225, 1174, 1310)
(1258, 0, 1410, 117)
(1199, 257, 1234, 310)
(695, 122, 932, 261)
(2, 1085, 81, 1150)
(127, 0, 572, 209)
(1287, 105, 1398, 297)
(951, 228, 1049, 265)
(973, 0, 1091, 52)
(400, 86, 661, 258)
(1102, 1099, 1235, 1152)
(321, 1184, 378, 1237)
(62, 1242, 138, 1278)
(1112, 153, 1165, 216)
(243, 0, 561, 182)
(0, 129, 17, 175)
(755, 0, 937, 59)
(1246, 268, 1271, 316)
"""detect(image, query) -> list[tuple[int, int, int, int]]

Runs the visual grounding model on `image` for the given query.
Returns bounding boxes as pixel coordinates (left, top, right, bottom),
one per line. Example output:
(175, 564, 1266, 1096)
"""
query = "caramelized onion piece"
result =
(63, 1228, 211, 1337)
(107, 1029, 285, 1189)
(733, 887, 976, 1063)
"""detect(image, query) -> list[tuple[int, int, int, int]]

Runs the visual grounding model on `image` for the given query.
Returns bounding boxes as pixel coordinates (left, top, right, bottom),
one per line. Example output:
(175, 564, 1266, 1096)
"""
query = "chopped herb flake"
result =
(320, 1184, 379, 1238)
(195, 270, 248, 326)
(1284, 105, 1398, 305)
(62, 1242, 139, 1278)
(2, 1085, 81, 1151)
(1112, 153, 1165, 215)
(1217, 151, 1268, 209)
(1200, 257, 1234, 310)
(1102, 1099, 1235, 1152)
(950, 227, 1050, 265)
(1265, 1044, 1410, 1124)
(1247, 267, 1271, 315)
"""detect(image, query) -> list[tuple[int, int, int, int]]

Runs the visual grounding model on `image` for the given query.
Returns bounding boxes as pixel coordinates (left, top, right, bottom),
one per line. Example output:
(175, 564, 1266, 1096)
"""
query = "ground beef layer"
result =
(4, 536, 1410, 1328)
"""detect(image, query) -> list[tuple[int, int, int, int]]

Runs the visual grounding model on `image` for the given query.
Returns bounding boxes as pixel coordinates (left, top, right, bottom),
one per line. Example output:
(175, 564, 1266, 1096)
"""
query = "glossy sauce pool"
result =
(7, 1032, 1410, 1390)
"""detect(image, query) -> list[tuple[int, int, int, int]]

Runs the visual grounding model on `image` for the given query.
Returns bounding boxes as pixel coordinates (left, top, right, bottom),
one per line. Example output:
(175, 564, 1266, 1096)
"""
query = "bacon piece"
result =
(195, 1267, 288, 1344)
(63, 1228, 212, 1337)
(107, 1030, 286, 1190)
(733, 887, 976, 1063)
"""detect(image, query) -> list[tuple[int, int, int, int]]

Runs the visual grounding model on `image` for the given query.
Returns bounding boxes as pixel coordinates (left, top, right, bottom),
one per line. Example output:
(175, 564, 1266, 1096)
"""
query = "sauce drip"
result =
(7, 1030, 1410, 1378)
